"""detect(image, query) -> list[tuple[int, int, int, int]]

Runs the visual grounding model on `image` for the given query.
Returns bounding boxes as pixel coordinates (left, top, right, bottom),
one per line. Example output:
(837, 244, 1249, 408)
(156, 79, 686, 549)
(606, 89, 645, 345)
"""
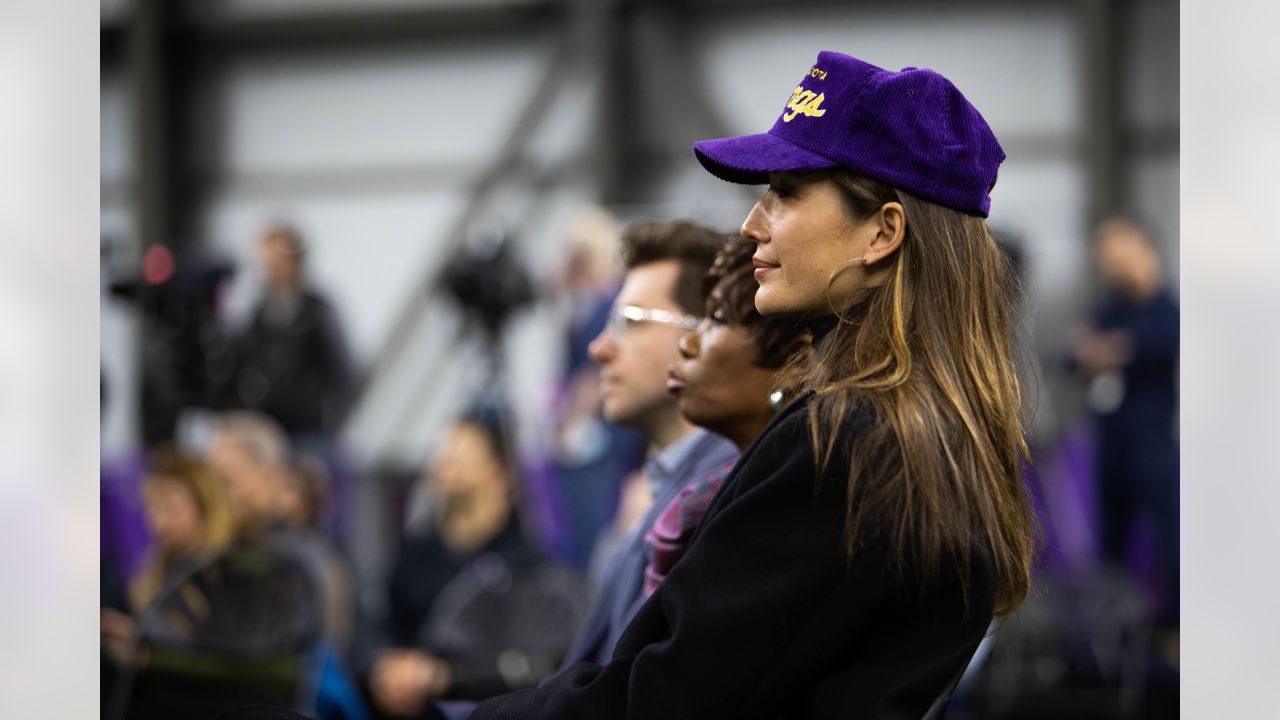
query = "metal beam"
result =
(176, 2, 566, 55)
(348, 31, 579, 409)
(101, 22, 127, 68)
(1080, 0, 1128, 225)
(128, 0, 173, 254)
(608, 0, 747, 204)
(156, 155, 591, 203)
(594, 0, 636, 205)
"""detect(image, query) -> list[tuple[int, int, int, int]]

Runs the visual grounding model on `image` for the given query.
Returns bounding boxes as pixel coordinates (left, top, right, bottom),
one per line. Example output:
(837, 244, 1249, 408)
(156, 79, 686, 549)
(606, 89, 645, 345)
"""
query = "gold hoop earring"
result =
(825, 256, 866, 324)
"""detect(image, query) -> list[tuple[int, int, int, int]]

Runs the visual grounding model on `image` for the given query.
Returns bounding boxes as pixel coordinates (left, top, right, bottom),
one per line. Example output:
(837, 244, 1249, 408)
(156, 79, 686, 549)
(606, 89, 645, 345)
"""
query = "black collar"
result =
(806, 314, 841, 345)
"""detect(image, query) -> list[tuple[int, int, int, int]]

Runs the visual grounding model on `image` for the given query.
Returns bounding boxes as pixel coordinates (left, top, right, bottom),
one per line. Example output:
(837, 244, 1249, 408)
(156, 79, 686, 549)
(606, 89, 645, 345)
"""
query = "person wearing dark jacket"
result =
(233, 223, 354, 437)
(439, 50, 1037, 720)
(369, 411, 585, 717)
(1071, 216, 1179, 630)
(647, 234, 812, 596)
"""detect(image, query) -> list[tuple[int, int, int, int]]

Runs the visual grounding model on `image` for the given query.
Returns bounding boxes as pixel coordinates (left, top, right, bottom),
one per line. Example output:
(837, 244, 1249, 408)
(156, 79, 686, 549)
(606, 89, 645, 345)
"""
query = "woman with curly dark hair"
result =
(646, 235, 812, 598)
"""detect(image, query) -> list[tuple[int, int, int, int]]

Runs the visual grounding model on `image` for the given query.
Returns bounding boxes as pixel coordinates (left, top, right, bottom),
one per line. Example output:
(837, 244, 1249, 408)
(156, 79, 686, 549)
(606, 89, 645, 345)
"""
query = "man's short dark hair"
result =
(620, 221, 729, 316)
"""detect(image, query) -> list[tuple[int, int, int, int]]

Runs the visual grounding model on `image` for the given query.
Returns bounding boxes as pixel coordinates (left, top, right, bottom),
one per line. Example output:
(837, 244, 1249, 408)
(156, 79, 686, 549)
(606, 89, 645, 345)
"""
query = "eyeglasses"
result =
(606, 304, 701, 340)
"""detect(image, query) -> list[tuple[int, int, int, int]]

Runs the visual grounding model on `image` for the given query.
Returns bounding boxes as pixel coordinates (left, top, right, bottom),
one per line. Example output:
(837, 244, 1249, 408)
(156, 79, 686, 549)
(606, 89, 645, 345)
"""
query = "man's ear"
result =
(865, 201, 906, 265)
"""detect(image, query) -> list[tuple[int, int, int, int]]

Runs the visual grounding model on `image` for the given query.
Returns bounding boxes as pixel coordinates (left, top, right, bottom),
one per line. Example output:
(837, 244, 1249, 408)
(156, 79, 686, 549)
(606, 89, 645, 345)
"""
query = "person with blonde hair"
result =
(101, 451, 234, 660)
(131, 452, 235, 606)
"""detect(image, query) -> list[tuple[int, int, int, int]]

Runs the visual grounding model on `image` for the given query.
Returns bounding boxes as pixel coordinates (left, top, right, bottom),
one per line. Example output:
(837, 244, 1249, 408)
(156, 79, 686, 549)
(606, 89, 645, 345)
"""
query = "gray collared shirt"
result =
(642, 427, 709, 504)
(561, 427, 739, 667)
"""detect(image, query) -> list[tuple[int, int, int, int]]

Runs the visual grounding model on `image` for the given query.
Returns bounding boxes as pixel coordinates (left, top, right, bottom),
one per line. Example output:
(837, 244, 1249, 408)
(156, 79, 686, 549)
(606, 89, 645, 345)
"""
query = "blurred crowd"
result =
(101, 207, 1178, 719)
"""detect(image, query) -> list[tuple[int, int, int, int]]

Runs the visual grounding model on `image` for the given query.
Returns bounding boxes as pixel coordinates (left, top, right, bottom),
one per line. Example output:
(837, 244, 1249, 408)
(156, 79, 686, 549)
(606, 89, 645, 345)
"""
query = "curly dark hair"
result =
(702, 235, 811, 369)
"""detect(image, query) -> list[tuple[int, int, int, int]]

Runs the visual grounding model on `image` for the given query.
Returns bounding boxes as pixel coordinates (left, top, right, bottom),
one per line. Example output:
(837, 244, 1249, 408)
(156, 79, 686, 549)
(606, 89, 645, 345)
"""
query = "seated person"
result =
(204, 412, 343, 651)
(649, 234, 813, 594)
(101, 450, 235, 661)
(368, 408, 584, 718)
(273, 452, 358, 656)
(102, 445, 324, 719)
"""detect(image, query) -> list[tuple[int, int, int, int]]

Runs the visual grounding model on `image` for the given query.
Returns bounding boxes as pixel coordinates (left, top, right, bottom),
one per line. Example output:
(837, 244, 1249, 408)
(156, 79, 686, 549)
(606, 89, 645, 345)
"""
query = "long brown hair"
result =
(794, 170, 1036, 615)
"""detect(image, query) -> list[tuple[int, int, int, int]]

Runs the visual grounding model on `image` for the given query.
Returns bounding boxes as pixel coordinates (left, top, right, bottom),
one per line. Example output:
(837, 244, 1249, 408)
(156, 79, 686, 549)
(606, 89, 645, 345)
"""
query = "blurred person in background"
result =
(1070, 216, 1179, 635)
(373, 413, 529, 661)
(279, 453, 359, 655)
(549, 206, 648, 569)
(367, 407, 583, 716)
(233, 223, 354, 437)
(103, 413, 352, 719)
(648, 235, 812, 596)
(561, 207, 624, 380)
(206, 411, 294, 540)
(231, 222, 356, 543)
(204, 411, 369, 720)
(205, 412, 349, 650)
(101, 451, 235, 662)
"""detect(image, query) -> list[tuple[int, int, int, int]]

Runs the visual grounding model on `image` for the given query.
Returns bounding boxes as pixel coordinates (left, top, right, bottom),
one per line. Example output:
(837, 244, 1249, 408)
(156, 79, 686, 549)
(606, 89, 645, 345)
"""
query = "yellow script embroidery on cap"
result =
(783, 86, 828, 122)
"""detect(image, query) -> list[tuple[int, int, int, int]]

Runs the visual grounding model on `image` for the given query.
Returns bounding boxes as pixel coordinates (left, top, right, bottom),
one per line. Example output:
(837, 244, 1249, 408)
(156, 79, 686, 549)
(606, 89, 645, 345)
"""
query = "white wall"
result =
(100, 70, 140, 460)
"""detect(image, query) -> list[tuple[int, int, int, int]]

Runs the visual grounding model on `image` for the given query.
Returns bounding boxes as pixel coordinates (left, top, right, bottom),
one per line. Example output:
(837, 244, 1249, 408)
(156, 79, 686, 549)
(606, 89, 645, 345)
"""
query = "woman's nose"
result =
(741, 197, 769, 244)
(677, 327, 700, 359)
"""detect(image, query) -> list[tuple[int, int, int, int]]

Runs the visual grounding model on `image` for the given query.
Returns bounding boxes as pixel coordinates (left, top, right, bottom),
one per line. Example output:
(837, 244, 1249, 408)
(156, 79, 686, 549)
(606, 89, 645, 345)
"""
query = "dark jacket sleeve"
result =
(470, 406, 887, 720)
(1127, 295, 1178, 368)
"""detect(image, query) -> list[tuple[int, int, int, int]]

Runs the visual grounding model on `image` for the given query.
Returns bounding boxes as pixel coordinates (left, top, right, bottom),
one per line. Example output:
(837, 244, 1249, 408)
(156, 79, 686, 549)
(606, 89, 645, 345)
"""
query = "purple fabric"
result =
(693, 50, 1005, 217)
(642, 459, 736, 597)
(101, 449, 152, 584)
(521, 454, 575, 564)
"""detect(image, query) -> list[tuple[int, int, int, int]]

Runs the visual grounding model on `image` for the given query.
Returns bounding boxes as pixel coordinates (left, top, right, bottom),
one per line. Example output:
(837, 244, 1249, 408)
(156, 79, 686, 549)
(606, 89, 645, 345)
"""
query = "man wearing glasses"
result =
(560, 221, 740, 668)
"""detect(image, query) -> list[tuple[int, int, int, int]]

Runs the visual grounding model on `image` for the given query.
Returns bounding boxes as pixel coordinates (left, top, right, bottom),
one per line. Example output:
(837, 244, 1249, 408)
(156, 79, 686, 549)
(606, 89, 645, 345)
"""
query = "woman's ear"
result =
(865, 202, 906, 264)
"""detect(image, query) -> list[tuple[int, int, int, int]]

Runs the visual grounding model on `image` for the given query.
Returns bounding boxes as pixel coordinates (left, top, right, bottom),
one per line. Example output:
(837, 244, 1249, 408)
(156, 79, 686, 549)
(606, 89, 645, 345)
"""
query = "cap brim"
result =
(692, 131, 838, 185)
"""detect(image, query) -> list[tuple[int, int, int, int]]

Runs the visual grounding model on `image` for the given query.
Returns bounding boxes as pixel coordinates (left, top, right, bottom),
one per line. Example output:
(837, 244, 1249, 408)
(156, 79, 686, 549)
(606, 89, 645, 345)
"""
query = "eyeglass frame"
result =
(605, 304, 702, 340)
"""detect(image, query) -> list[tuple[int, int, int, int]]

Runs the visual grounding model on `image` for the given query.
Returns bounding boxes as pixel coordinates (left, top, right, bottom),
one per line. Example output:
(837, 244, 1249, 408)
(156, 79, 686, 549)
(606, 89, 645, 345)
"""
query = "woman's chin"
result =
(679, 401, 717, 433)
(753, 288, 786, 317)
(754, 289, 810, 318)
(692, 419, 727, 439)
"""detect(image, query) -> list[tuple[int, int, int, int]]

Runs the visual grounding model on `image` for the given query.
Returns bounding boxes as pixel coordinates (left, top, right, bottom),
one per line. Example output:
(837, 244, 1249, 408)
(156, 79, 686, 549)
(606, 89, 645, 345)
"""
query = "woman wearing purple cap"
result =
(453, 50, 1036, 720)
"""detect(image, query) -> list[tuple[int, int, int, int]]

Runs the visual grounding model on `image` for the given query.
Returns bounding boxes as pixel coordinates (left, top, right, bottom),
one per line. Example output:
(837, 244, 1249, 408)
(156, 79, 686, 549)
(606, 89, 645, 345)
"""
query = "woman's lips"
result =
(666, 367, 685, 393)
(752, 256, 779, 279)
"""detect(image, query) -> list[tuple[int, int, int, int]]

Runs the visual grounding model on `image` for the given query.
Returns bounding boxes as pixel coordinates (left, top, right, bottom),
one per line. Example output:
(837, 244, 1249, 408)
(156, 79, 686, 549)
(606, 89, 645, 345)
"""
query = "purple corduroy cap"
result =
(693, 51, 1005, 217)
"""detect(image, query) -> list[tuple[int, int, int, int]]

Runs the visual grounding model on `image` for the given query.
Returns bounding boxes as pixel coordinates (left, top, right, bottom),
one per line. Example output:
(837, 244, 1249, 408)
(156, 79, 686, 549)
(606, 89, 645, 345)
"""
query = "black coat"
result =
(233, 290, 353, 435)
(384, 516, 532, 650)
(467, 390, 996, 720)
